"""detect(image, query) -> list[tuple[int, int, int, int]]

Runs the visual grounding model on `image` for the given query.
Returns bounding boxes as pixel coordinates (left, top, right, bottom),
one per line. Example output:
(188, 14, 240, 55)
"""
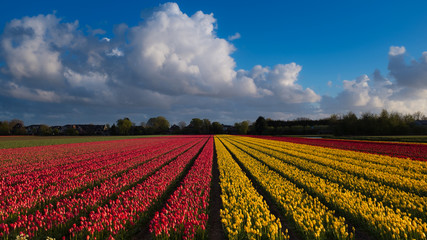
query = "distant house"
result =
(25, 125, 42, 135)
(415, 120, 427, 126)
(414, 120, 427, 134)
(222, 124, 237, 134)
(25, 124, 109, 136)
(63, 124, 109, 135)
(51, 126, 64, 135)
(11, 122, 26, 135)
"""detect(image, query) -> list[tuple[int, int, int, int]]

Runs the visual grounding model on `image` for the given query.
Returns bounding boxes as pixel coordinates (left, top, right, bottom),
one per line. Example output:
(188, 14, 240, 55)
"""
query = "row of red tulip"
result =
(0, 137, 202, 239)
(0, 138, 193, 223)
(1, 137, 166, 182)
(149, 137, 213, 239)
(0, 138, 166, 176)
(68, 137, 209, 239)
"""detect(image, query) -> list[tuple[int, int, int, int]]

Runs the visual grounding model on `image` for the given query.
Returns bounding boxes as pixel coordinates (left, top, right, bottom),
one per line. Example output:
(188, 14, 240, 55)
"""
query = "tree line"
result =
(109, 117, 226, 135)
(1, 109, 426, 136)
(251, 110, 427, 136)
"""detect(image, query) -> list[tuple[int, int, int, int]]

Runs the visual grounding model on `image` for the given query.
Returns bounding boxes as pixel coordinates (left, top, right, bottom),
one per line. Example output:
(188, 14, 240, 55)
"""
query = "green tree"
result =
(147, 116, 170, 134)
(38, 125, 52, 136)
(412, 111, 425, 121)
(254, 116, 267, 135)
(9, 119, 26, 135)
(342, 112, 358, 135)
(52, 128, 60, 136)
(212, 122, 223, 134)
(117, 117, 133, 135)
(188, 118, 203, 134)
(378, 109, 390, 135)
(202, 119, 211, 134)
(110, 124, 118, 135)
(65, 126, 79, 136)
(360, 112, 377, 135)
(240, 121, 249, 134)
(0, 121, 10, 135)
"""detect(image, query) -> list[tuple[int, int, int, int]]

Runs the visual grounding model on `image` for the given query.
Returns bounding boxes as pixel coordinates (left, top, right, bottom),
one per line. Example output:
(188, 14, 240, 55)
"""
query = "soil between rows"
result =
(207, 141, 227, 240)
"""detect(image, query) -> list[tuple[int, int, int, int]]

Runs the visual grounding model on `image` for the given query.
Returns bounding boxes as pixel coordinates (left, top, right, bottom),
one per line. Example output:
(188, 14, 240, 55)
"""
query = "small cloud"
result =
(327, 81, 332, 87)
(228, 32, 241, 41)
(106, 48, 124, 57)
(389, 46, 406, 56)
(101, 37, 111, 42)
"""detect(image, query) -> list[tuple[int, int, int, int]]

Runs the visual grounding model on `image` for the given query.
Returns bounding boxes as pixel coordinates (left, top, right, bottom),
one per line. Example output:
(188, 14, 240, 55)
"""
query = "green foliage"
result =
(37, 124, 52, 136)
(146, 116, 170, 134)
(235, 120, 249, 134)
(0, 121, 10, 135)
(117, 117, 133, 135)
(187, 118, 204, 134)
(184, 118, 213, 134)
(254, 116, 267, 134)
(1, 110, 425, 137)
(9, 119, 26, 135)
(211, 121, 223, 134)
(202, 119, 211, 133)
(65, 127, 79, 136)
(331, 109, 425, 136)
(249, 110, 426, 136)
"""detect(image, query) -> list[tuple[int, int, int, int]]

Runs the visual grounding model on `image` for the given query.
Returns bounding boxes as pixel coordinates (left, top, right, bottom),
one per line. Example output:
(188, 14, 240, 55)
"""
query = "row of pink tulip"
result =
(0, 137, 203, 239)
(149, 137, 213, 239)
(0, 138, 166, 176)
(68, 138, 209, 239)
(0, 138, 193, 223)
(1, 137, 165, 182)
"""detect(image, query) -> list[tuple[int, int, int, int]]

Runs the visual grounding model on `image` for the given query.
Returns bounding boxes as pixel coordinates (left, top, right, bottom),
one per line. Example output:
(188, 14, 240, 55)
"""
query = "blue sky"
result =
(1, 1, 427, 125)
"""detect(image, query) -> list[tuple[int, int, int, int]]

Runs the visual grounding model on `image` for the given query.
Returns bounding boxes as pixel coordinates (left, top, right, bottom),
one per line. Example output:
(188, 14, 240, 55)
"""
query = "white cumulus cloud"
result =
(127, 3, 242, 96)
(1, 14, 79, 84)
(0, 2, 325, 124)
(321, 47, 427, 115)
(246, 63, 321, 103)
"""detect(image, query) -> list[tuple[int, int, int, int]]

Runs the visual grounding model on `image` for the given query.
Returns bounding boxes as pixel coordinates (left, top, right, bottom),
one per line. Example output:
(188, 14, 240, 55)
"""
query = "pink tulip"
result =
(1, 136, 204, 239)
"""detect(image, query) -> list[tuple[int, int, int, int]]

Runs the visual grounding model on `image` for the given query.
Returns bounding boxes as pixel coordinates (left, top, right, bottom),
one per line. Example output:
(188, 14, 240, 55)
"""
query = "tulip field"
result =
(1, 135, 427, 239)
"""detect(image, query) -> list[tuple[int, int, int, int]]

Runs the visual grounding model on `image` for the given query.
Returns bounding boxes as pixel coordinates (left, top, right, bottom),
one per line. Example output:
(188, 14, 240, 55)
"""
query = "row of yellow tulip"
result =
(244, 137, 427, 179)
(270, 139, 427, 181)
(218, 137, 352, 240)
(236, 136, 427, 196)
(214, 137, 287, 240)
(230, 136, 427, 222)
(255, 138, 427, 175)
(222, 136, 427, 239)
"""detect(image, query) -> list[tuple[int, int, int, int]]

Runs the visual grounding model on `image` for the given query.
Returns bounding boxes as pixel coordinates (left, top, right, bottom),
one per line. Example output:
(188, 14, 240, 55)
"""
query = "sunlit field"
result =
(1, 135, 426, 239)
